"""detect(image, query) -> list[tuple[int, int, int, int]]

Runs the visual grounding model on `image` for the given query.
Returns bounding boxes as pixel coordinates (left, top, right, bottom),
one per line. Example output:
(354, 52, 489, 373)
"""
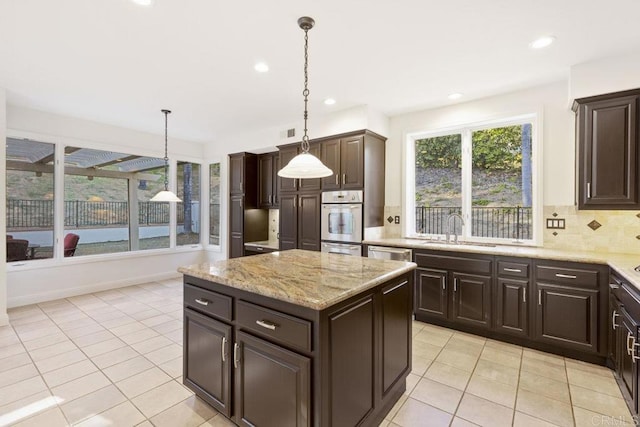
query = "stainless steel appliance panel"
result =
(367, 246, 412, 262)
(321, 242, 362, 256)
(321, 203, 363, 243)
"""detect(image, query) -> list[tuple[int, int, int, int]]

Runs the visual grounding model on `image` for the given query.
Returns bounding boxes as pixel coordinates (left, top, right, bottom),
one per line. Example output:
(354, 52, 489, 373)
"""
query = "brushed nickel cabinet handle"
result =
(522, 290, 526, 303)
(538, 290, 542, 306)
(504, 268, 522, 273)
(221, 337, 227, 362)
(555, 273, 577, 279)
(612, 310, 619, 330)
(342, 173, 346, 185)
(587, 182, 591, 199)
(454, 278, 458, 292)
(627, 332, 634, 356)
(610, 283, 620, 290)
(335, 174, 339, 185)
(256, 320, 277, 330)
(195, 298, 210, 306)
(234, 342, 240, 369)
(441, 277, 446, 291)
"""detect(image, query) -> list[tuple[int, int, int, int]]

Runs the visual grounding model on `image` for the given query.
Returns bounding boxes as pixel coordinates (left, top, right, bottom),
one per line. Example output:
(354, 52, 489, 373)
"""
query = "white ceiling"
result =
(1, 0, 640, 143)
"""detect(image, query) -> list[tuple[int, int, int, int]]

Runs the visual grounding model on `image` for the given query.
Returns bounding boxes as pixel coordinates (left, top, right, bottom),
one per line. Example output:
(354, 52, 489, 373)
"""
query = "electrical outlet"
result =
(545, 218, 565, 229)
(394, 216, 400, 224)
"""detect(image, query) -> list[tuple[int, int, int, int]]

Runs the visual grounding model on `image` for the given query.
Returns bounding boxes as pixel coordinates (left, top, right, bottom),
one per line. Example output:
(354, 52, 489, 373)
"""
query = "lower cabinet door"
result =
(610, 295, 622, 372)
(183, 308, 232, 417)
(535, 283, 599, 353)
(451, 273, 491, 328)
(495, 278, 528, 337)
(620, 308, 638, 409)
(415, 268, 448, 320)
(235, 331, 310, 427)
(382, 278, 411, 396)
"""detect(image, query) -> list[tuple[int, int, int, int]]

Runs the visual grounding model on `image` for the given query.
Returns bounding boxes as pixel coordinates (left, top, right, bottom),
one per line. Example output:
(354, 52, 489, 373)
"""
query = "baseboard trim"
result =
(7, 271, 182, 308)
(0, 312, 9, 326)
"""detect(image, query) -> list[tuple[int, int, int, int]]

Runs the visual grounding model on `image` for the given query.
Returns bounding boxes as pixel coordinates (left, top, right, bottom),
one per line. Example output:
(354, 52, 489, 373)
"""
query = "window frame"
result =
(404, 113, 542, 246)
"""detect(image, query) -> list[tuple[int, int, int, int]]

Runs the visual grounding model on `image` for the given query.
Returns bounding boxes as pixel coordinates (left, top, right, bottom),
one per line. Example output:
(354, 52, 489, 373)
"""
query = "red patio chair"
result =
(64, 233, 80, 257)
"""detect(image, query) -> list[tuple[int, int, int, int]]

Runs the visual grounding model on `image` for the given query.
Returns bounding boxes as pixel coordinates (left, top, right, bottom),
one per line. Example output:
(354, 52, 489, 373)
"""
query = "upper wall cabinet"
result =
(278, 145, 322, 193)
(320, 135, 365, 190)
(573, 89, 640, 209)
(258, 152, 279, 209)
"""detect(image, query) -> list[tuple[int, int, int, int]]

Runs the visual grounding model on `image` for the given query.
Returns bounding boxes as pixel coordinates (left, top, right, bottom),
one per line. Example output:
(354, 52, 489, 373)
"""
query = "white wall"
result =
(5, 106, 207, 308)
(386, 81, 575, 208)
(570, 51, 640, 100)
(0, 89, 7, 324)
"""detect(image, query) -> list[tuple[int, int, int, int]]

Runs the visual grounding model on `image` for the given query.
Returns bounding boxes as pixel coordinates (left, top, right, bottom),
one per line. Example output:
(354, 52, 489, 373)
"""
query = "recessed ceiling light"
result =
(529, 36, 556, 49)
(131, 0, 153, 6)
(448, 93, 463, 100)
(254, 62, 269, 73)
(324, 98, 336, 105)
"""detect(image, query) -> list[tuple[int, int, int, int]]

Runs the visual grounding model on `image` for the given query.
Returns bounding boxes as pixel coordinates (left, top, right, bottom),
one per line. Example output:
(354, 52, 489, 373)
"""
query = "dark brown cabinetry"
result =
(183, 272, 413, 426)
(278, 145, 322, 193)
(258, 152, 279, 209)
(494, 258, 531, 338)
(533, 261, 607, 355)
(228, 153, 267, 258)
(278, 192, 321, 252)
(573, 89, 640, 209)
(320, 135, 364, 190)
(414, 251, 492, 330)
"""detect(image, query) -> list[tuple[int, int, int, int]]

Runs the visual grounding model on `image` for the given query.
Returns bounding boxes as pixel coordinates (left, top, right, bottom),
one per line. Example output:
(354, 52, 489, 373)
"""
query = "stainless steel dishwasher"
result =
(367, 245, 412, 262)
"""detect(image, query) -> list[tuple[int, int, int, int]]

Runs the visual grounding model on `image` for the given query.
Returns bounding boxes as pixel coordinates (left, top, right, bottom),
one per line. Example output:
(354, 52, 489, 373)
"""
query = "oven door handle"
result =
(322, 243, 360, 250)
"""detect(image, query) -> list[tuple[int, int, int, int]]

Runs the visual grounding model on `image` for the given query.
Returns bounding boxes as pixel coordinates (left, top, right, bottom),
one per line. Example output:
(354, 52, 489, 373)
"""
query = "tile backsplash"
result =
(543, 205, 640, 254)
(269, 209, 279, 241)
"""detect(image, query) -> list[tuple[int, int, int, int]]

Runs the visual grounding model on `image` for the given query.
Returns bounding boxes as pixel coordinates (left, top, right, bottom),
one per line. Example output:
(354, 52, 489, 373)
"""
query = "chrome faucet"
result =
(445, 213, 465, 244)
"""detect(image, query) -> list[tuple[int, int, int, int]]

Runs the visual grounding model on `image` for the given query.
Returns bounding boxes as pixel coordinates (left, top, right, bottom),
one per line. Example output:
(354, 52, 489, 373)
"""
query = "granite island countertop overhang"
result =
(364, 238, 640, 290)
(178, 249, 417, 310)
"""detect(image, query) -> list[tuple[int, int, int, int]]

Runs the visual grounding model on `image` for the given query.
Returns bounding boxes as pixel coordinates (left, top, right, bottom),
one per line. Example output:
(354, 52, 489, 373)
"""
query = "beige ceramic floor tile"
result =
(150, 395, 218, 427)
(164, 329, 183, 344)
(513, 411, 561, 427)
(103, 355, 154, 383)
(159, 356, 183, 378)
(411, 356, 432, 376)
(435, 348, 479, 372)
(518, 370, 571, 403)
(520, 357, 567, 382)
(145, 343, 182, 365)
(484, 339, 523, 356)
(100, 315, 137, 330)
(472, 359, 519, 386)
(392, 397, 453, 427)
(0, 363, 39, 388)
(82, 337, 127, 357)
(0, 352, 33, 374)
(28, 340, 77, 361)
(0, 376, 49, 407)
(465, 375, 517, 408)
(141, 314, 174, 328)
(73, 330, 117, 348)
(444, 338, 484, 357)
(120, 328, 160, 345)
(386, 394, 408, 420)
(565, 358, 615, 378)
(131, 380, 193, 418)
(452, 331, 487, 346)
(0, 342, 26, 359)
(522, 349, 565, 366)
(152, 320, 183, 334)
(480, 346, 521, 369)
(409, 377, 463, 413)
(34, 348, 87, 373)
(566, 367, 621, 397)
(130, 335, 173, 354)
(569, 384, 632, 419)
(63, 324, 105, 339)
(42, 359, 99, 388)
(450, 417, 480, 427)
(90, 346, 139, 369)
(200, 414, 237, 426)
(413, 329, 451, 347)
(116, 366, 173, 398)
(455, 393, 513, 427)
(516, 388, 573, 427)
(404, 373, 421, 396)
(75, 400, 146, 427)
(573, 406, 635, 426)
(10, 406, 68, 427)
(424, 361, 472, 390)
(17, 326, 63, 343)
(0, 390, 57, 425)
(109, 321, 147, 336)
(22, 332, 69, 351)
(60, 384, 127, 424)
(413, 340, 445, 360)
(51, 371, 111, 403)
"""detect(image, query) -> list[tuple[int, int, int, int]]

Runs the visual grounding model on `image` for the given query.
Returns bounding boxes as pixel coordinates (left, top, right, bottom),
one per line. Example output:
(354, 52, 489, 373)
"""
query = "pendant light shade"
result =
(277, 16, 333, 180)
(151, 109, 181, 202)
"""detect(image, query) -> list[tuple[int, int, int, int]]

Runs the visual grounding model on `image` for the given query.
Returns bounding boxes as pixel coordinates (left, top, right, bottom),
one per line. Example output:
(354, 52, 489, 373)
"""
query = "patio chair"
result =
(7, 239, 29, 262)
(64, 233, 80, 257)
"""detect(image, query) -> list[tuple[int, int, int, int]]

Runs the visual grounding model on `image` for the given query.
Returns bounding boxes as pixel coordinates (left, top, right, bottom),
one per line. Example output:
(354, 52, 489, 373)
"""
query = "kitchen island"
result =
(178, 249, 416, 427)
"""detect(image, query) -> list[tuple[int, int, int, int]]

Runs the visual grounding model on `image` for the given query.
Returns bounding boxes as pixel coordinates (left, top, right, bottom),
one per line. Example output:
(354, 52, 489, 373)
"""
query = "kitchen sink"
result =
(417, 240, 496, 248)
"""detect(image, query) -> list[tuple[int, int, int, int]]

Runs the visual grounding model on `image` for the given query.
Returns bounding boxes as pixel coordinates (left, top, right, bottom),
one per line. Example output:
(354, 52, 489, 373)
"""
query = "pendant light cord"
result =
(162, 109, 170, 191)
(301, 27, 310, 153)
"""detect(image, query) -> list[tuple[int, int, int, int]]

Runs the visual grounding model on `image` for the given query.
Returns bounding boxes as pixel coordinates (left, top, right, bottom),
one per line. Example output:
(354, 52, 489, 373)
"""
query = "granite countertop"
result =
(363, 238, 640, 289)
(178, 249, 417, 310)
(244, 240, 279, 250)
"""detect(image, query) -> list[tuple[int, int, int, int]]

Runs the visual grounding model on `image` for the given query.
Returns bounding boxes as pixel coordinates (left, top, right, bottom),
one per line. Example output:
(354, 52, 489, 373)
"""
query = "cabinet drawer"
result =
(184, 284, 232, 322)
(237, 300, 312, 353)
(497, 261, 529, 278)
(535, 265, 599, 288)
(414, 252, 492, 275)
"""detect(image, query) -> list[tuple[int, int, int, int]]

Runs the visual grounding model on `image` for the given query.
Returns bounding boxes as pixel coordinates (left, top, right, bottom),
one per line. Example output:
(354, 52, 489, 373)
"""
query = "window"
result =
(176, 161, 201, 246)
(209, 163, 221, 245)
(408, 115, 536, 244)
(64, 146, 168, 256)
(5, 138, 55, 261)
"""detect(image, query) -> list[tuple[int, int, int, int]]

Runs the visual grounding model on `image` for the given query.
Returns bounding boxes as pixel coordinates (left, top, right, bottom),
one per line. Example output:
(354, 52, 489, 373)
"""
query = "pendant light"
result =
(151, 109, 182, 202)
(277, 17, 333, 179)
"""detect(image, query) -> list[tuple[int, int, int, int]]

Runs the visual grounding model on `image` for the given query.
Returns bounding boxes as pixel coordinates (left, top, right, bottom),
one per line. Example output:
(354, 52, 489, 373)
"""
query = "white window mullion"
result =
(54, 143, 65, 259)
(461, 129, 473, 241)
(169, 158, 177, 249)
